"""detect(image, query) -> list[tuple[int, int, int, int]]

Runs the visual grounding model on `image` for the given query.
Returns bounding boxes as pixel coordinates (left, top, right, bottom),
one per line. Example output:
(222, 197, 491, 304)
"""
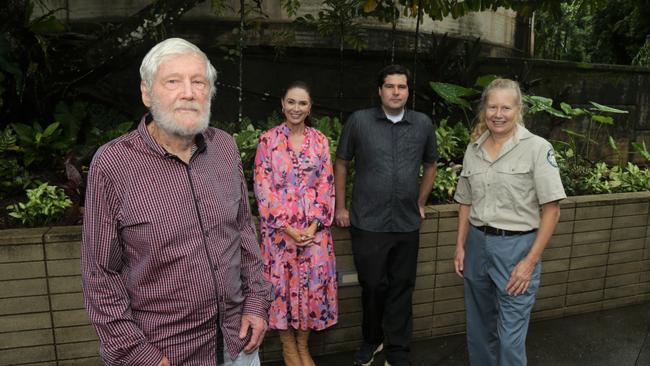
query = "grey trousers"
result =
(463, 225, 541, 366)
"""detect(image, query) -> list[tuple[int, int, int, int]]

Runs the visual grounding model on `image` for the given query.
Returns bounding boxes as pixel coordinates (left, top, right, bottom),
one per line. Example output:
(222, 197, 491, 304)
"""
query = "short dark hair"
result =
(377, 64, 411, 88)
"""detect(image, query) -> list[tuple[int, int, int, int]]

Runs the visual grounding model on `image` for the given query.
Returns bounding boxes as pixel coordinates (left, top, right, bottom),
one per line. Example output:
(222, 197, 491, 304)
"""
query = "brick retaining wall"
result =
(1, 192, 649, 365)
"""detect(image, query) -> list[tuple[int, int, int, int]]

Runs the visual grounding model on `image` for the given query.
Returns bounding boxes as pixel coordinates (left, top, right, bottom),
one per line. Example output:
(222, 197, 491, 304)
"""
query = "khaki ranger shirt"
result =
(454, 125, 566, 231)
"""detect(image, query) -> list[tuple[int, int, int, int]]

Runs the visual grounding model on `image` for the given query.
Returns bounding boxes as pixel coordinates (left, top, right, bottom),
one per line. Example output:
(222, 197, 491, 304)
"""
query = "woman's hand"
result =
(506, 258, 536, 296)
(454, 246, 465, 278)
(284, 226, 313, 247)
(298, 221, 318, 246)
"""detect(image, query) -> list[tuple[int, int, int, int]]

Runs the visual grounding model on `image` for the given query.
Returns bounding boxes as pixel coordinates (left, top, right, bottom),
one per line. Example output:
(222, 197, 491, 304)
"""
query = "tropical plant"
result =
(6, 182, 72, 226)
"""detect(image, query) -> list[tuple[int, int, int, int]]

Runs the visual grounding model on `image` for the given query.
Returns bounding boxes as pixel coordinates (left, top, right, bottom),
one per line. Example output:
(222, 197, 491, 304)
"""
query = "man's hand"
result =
(506, 258, 536, 296)
(239, 314, 268, 353)
(157, 356, 170, 366)
(418, 205, 426, 219)
(335, 207, 350, 227)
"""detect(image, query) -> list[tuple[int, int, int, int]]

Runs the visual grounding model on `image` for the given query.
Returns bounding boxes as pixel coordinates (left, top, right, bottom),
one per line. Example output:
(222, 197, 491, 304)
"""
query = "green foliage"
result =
(233, 122, 263, 178)
(632, 37, 650, 67)
(312, 116, 343, 162)
(524, 95, 568, 119)
(10, 121, 75, 168)
(632, 141, 650, 162)
(429, 82, 478, 111)
(431, 163, 460, 203)
(434, 119, 468, 163)
(425, 119, 469, 203)
(6, 182, 72, 226)
(0, 126, 31, 200)
(582, 162, 650, 194)
(297, 0, 367, 51)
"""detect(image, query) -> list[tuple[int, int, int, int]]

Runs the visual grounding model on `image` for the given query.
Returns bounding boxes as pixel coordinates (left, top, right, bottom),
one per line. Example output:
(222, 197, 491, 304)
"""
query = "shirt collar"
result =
(472, 123, 533, 148)
(373, 107, 412, 124)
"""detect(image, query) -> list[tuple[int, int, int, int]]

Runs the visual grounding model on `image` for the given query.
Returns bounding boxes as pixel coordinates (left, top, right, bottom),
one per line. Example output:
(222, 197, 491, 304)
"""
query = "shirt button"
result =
(204, 231, 210, 237)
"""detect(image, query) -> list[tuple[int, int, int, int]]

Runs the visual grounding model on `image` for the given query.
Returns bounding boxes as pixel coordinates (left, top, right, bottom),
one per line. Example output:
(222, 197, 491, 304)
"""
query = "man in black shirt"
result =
(335, 65, 438, 366)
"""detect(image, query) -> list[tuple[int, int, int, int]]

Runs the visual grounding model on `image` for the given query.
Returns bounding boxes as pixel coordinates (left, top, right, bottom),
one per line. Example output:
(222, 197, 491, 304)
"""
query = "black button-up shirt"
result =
(336, 107, 438, 232)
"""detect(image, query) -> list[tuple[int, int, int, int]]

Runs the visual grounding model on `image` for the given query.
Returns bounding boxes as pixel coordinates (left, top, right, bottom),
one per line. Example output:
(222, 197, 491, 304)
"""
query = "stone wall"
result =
(1, 192, 650, 365)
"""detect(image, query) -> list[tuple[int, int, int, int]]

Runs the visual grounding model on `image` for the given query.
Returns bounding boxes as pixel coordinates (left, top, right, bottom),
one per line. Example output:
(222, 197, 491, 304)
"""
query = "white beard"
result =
(150, 95, 211, 138)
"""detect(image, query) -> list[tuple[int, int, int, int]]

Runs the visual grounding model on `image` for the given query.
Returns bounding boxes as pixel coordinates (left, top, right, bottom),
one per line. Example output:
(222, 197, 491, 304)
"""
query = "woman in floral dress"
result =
(254, 81, 338, 366)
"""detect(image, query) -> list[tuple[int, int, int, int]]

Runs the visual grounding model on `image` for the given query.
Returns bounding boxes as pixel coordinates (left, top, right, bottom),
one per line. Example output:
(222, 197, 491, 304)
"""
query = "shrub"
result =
(6, 183, 72, 226)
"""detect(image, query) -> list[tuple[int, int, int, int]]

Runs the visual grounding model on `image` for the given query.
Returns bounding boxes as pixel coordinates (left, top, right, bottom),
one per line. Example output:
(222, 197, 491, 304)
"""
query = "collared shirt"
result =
(336, 107, 438, 232)
(454, 125, 566, 231)
(81, 116, 272, 366)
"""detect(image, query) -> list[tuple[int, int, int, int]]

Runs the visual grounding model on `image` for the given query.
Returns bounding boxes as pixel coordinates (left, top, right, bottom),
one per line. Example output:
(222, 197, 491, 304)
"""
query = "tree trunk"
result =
(412, 0, 422, 110)
(238, 0, 245, 128)
(390, 4, 397, 63)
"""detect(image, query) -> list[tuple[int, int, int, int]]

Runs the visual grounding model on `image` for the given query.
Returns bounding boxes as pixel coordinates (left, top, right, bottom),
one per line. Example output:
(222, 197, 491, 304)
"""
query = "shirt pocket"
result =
(460, 166, 487, 197)
(495, 164, 533, 200)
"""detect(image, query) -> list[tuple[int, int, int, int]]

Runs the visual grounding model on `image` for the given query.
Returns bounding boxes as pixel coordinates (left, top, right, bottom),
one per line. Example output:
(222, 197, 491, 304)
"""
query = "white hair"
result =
(139, 38, 217, 97)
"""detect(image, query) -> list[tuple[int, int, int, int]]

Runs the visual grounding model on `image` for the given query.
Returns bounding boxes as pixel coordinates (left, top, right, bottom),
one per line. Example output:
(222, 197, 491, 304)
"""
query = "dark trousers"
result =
(350, 226, 420, 365)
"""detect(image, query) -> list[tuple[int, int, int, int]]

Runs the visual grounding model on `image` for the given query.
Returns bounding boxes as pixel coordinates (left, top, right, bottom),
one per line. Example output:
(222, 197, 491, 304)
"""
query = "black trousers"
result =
(350, 226, 420, 365)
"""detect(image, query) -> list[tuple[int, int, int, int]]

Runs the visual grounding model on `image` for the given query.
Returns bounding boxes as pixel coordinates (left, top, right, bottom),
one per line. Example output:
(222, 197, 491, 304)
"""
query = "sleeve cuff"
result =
(242, 296, 272, 321)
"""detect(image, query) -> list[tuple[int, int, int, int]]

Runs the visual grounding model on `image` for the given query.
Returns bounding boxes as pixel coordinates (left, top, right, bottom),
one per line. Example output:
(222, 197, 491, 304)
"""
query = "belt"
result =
(473, 224, 537, 236)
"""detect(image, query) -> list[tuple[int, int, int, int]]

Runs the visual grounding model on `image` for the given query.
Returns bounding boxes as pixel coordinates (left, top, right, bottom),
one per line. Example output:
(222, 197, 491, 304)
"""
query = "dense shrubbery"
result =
(2, 78, 649, 227)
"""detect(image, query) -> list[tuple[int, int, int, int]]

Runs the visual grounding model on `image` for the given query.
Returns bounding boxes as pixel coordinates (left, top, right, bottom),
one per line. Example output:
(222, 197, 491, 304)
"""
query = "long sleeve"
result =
(306, 134, 335, 227)
(236, 157, 273, 318)
(254, 134, 289, 229)
(80, 161, 162, 366)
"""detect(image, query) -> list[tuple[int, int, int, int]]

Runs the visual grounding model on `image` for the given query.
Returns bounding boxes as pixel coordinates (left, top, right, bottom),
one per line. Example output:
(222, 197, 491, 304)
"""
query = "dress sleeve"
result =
(253, 132, 289, 229)
(81, 159, 163, 366)
(306, 134, 335, 227)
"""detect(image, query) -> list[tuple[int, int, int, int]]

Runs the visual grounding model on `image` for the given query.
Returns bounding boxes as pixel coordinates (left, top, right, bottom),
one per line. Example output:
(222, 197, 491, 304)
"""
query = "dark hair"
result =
(283, 80, 312, 100)
(377, 64, 411, 88)
(282, 80, 313, 126)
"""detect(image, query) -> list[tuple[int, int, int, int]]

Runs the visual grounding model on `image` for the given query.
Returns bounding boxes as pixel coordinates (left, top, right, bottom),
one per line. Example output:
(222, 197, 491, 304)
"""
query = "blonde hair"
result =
(470, 78, 524, 142)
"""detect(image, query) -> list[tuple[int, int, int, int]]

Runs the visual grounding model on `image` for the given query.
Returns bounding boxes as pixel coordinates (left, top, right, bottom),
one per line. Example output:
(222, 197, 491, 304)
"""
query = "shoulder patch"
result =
(546, 148, 559, 168)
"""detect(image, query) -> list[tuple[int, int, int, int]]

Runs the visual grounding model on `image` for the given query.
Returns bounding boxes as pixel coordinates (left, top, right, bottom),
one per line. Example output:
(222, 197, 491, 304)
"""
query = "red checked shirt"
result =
(81, 116, 272, 366)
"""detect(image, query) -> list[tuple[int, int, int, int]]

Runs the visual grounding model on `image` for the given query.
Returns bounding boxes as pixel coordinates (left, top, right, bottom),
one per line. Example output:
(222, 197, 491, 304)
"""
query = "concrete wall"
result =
(2, 192, 650, 365)
(35, 0, 519, 52)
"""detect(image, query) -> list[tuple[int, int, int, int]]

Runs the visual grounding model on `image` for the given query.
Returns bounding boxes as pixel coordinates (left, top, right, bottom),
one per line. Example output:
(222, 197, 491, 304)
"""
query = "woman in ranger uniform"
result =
(453, 78, 566, 366)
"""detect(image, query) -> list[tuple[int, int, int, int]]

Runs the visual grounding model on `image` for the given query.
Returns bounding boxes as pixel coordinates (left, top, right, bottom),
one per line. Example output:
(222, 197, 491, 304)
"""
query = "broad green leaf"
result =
(474, 75, 499, 88)
(11, 123, 34, 143)
(560, 102, 586, 116)
(42, 122, 60, 138)
(430, 82, 477, 110)
(524, 95, 569, 119)
(589, 101, 628, 114)
(632, 142, 650, 161)
(608, 136, 619, 152)
(591, 114, 614, 125)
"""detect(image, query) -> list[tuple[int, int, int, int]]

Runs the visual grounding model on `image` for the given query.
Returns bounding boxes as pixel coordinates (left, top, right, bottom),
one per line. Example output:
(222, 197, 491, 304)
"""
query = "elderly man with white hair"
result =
(81, 38, 272, 366)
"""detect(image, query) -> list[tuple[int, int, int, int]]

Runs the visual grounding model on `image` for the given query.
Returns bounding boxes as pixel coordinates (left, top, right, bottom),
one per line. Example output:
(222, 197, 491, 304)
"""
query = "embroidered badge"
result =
(547, 148, 559, 168)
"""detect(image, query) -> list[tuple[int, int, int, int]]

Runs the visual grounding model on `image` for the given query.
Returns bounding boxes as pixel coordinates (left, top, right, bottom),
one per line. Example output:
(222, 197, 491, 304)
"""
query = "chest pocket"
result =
(495, 164, 533, 199)
(460, 166, 488, 196)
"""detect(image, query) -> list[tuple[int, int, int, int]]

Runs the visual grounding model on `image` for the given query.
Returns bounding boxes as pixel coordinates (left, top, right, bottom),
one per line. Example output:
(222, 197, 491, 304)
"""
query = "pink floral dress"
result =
(253, 123, 338, 331)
